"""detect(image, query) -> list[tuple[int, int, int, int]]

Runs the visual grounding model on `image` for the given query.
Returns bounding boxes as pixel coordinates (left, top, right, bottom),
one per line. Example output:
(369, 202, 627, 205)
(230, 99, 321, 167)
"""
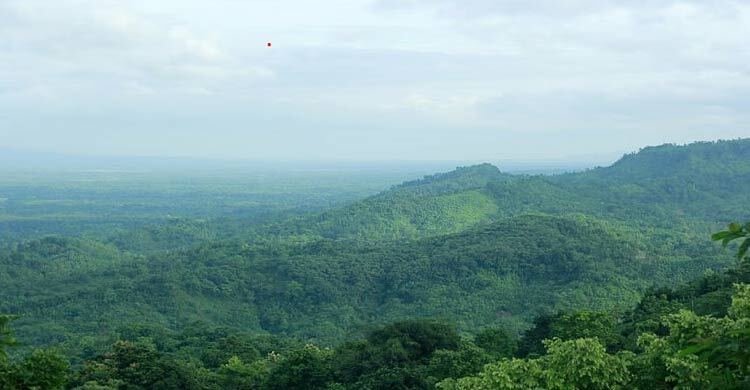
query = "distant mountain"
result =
(277, 139, 750, 240)
(552, 138, 750, 220)
(603, 139, 750, 179)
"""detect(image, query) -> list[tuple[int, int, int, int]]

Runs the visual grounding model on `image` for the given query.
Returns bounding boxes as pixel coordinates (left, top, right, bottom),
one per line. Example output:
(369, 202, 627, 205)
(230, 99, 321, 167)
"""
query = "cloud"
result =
(0, 0, 273, 103)
(1, 0, 749, 160)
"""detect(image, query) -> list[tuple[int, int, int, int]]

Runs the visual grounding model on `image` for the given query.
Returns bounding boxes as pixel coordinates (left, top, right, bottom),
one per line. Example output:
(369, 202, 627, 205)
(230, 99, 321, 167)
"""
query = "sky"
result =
(1, 0, 749, 161)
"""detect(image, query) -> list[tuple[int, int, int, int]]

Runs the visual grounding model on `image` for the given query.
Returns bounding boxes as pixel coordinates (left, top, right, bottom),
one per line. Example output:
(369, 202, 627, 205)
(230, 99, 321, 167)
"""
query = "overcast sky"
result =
(1, 0, 748, 161)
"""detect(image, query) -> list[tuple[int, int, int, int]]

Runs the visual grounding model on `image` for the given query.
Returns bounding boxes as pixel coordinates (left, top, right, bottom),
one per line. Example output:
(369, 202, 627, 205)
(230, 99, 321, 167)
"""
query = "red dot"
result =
(267, 42, 272, 47)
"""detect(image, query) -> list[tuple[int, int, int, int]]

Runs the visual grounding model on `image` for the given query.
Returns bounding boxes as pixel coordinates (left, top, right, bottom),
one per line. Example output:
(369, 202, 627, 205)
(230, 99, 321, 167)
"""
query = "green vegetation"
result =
(1, 139, 750, 388)
(440, 259, 750, 389)
(1, 316, 69, 390)
(1, 214, 731, 354)
(0, 166, 435, 245)
(1, 257, 749, 388)
(713, 222, 750, 261)
(280, 139, 750, 240)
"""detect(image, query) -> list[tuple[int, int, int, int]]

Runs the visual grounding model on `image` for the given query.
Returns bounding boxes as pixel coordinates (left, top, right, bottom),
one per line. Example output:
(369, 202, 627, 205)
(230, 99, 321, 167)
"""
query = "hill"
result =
(1, 215, 733, 356)
(272, 139, 750, 241)
(1, 139, 748, 360)
(602, 139, 750, 179)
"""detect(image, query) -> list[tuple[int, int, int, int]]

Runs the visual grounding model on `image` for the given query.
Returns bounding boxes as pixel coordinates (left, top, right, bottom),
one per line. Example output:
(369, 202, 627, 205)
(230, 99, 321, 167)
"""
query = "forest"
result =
(2, 139, 750, 389)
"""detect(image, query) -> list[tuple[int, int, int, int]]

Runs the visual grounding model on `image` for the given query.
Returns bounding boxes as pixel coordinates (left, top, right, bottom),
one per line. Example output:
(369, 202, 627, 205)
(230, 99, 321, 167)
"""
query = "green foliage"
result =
(444, 281, 750, 389)
(367, 320, 461, 362)
(12, 349, 70, 390)
(58, 319, 479, 390)
(331, 320, 462, 389)
(6, 213, 713, 354)
(0, 260, 747, 389)
(424, 342, 493, 385)
(629, 284, 750, 389)
(217, 355, 270, 390)
(265, 344, 333, 390)
(437, 218, 750, 389)
(712, 222, 750, 260)
(517, 311, 622, 357)
(542, 338, 631, 389)
(439, 338, 631, 389)
(71, 340, 205, 389)
(0, 317, 69, 389)
(473, 327, 516, 358)
(0, 315, 18, 362)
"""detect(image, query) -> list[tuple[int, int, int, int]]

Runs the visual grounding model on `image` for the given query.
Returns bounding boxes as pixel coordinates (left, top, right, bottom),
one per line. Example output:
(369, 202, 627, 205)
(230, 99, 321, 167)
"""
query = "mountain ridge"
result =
(273, 138, 750, 241)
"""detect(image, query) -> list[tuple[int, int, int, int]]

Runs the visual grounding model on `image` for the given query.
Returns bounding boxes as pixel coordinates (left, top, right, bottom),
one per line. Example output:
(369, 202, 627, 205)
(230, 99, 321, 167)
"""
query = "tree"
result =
(0, 315, 18, 362)
(332, 320, 462, 389)
(473, 327, 517, 358)
(542, 338, 631, 389)
(517, 311, 621, 357)
(265, 344, 333, 390)
(438, 338, 631, 389)
(217, 355, 270, 389)
(425, 342, 492, 385)
(72, 340, 201, 389)
(0, 315, 69, 390)
(13, 349, 69, 390)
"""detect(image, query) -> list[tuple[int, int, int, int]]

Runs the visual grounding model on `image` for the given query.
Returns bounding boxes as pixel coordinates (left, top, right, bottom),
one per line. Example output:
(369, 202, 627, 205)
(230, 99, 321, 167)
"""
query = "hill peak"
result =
(395, 163, 507, 192)
(605, 138, 750, 178)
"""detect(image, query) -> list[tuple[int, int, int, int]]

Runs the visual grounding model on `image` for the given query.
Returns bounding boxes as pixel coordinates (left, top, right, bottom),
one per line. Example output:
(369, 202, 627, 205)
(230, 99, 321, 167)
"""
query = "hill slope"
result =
(275, 139, 750, 241)
(1, 215, 732, 354)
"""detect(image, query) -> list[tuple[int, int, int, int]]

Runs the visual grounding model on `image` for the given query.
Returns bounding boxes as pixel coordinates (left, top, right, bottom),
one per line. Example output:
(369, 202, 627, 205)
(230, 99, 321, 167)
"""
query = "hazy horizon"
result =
(0, 144, 623, 177)
(2, 1, 749, 160)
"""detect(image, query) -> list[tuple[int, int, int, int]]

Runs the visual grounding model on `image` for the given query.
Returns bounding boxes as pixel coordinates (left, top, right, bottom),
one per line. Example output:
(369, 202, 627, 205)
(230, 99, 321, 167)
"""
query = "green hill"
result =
(289, 139, 750, 240)
(602, 139, 750, 179)
(1, 215, 733, 355)
(1, 139, 748, 360)
(294, 164, 508, 240)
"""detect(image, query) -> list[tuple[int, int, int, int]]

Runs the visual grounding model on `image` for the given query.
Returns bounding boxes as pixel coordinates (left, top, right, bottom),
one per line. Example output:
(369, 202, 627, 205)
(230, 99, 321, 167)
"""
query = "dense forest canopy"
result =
(2, 139, 750, 388)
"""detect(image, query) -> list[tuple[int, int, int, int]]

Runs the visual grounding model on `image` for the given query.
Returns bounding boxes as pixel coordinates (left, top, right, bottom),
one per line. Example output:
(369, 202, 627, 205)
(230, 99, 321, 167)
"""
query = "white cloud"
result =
(1, 0, 748, 160)
(0, 0, 274, 102)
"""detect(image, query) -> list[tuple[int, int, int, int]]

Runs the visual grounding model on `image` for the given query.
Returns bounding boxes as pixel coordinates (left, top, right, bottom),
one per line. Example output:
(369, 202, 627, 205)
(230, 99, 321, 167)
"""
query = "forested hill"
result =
(393, 163, 511, 193)
(1, 138, 748, 372)
(1, 215, 730, 355)
(281, 164, 507, 240)
(280, 139, 750, 241)
(598, 139, 750, 179)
